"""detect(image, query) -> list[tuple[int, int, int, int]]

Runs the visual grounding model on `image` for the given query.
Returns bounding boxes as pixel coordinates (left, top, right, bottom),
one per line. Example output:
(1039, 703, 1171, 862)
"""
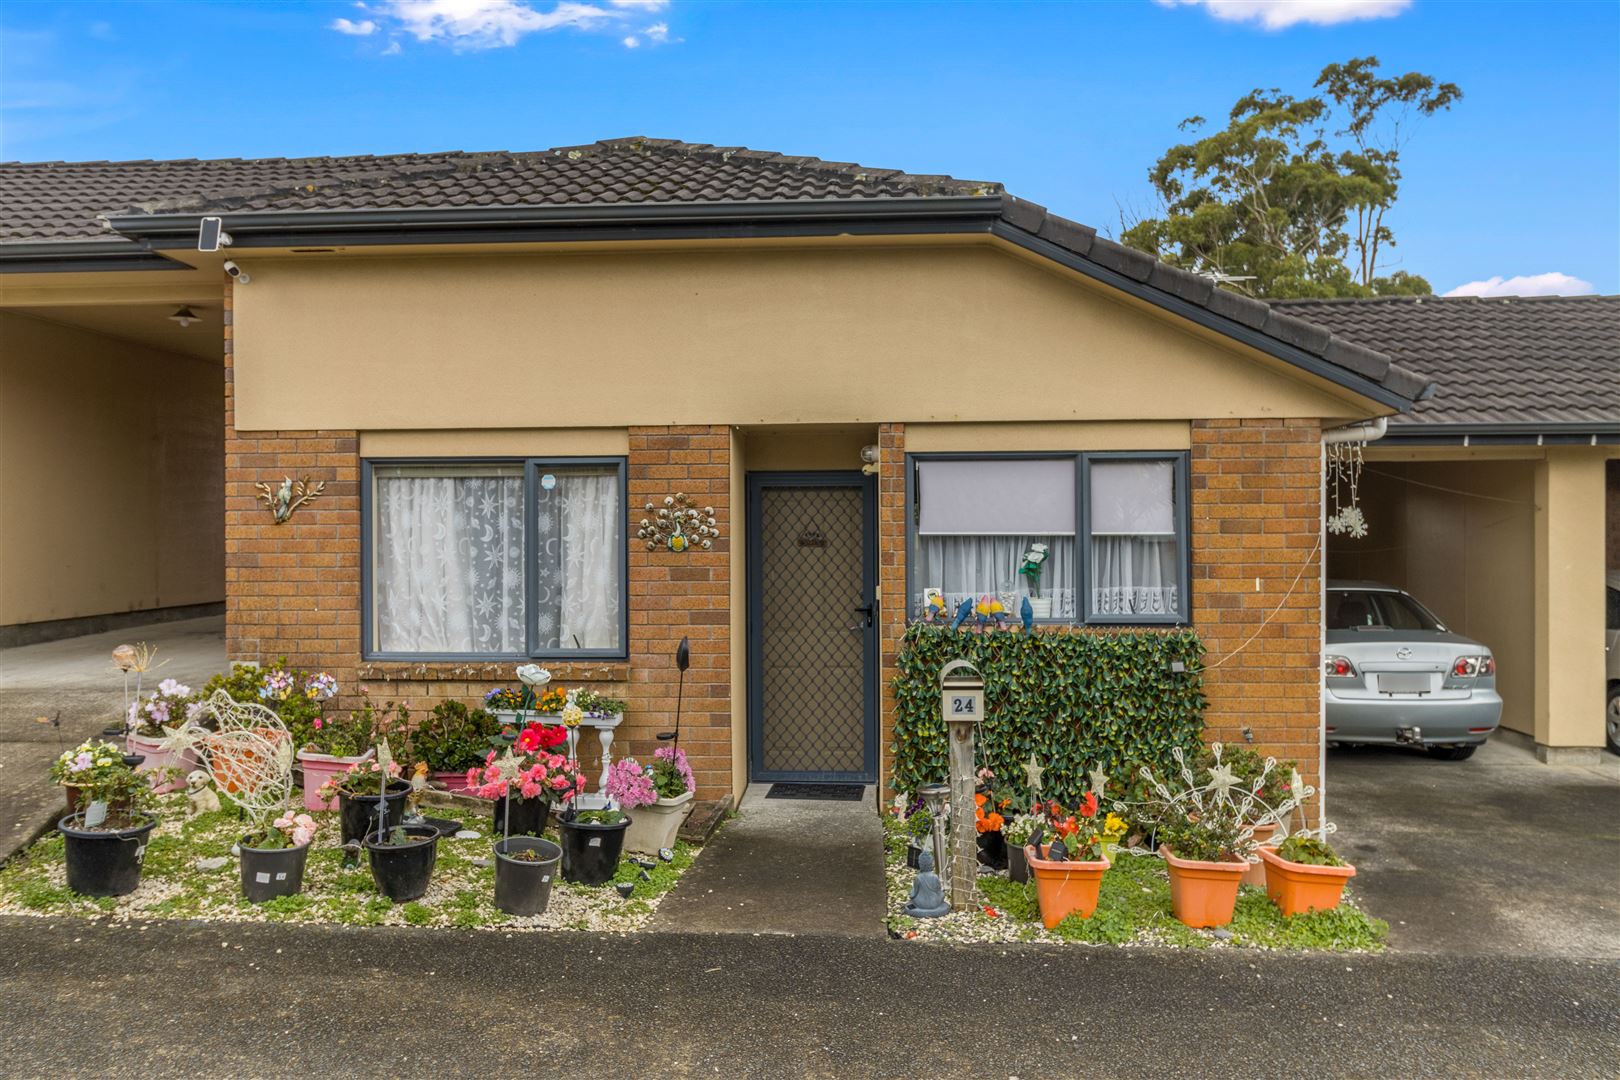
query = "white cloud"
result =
(622, 34, 639, 47)
(360, 1, 624, 49)
(1443, 272, 1597, 298)
(1155, 0, 1411, 30)
(331, 17, 379, 35)
(645, 20, 668, 41)
(609, 0, 668, 8)
(382, 39, 403, 54)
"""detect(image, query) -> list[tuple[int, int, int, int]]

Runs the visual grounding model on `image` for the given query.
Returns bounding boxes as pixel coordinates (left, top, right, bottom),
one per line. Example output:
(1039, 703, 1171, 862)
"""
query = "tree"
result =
(1121, 57, 1461, 299)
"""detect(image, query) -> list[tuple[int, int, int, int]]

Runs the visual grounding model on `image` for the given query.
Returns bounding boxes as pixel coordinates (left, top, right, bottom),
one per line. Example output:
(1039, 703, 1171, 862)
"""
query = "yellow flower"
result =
(1103, 812, 1128, 838)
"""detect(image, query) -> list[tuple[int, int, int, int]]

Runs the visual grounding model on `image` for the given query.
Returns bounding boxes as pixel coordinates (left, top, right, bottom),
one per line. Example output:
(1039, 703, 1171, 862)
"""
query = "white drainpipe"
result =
(1316, 414, 1388, 835)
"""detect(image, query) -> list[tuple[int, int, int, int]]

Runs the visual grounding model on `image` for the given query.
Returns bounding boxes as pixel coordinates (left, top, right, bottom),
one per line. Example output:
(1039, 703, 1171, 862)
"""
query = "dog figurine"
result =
(185, 769, 221, 818)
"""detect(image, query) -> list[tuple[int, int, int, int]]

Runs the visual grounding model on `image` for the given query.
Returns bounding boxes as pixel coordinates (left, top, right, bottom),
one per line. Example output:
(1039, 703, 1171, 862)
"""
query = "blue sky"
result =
(2, 1, 1615, 295)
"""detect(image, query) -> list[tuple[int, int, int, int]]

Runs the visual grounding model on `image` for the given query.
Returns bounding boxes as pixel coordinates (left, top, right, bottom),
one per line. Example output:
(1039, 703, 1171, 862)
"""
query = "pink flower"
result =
(313, 718, 323, 730)
(520, 781, 542, 800)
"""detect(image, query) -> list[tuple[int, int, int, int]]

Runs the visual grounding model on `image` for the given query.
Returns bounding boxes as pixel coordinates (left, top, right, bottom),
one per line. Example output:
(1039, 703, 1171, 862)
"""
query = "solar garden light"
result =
(917, 782, 950, 885)
(939, 659, 985, 910)
(656, 636, 691, 754)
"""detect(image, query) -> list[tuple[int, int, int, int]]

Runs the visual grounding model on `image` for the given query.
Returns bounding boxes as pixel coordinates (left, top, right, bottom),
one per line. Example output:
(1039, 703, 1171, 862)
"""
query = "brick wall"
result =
(876, 423, 908, 791)
(1189, 418, 1324, 804)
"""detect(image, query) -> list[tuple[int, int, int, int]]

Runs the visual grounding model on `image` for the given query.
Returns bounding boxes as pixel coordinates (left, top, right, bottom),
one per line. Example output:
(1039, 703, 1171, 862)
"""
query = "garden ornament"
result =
(1023, 754, 1045, 799)
(255, 475, 326, 524)
(1019, 596, 1033, 632)
(656, 636, 691, 752)
(903, 849, 950, 918)
(162, 690, 293, 827)
(615, 882, 635, 899)
(185, 769, 221, 819)
(922, 590, 947, 623)
(949, 598, 974, 632)
(1087, 765, 1108, 800)
(1115, 743, 1318, 862)
(637, 493, 720, 551)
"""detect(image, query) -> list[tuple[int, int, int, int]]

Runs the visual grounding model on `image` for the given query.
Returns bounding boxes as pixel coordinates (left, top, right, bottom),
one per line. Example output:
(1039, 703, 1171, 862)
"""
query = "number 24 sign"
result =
(947, 694, 980, 720)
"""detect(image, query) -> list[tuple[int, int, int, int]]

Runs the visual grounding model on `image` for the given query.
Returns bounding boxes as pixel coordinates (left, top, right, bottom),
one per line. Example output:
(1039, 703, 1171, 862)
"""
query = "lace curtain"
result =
(536, 468, 622, 651)
(373, 468, 526, 654)
(914, 535, 1075, 619)
(1089, 459, 1181, 618)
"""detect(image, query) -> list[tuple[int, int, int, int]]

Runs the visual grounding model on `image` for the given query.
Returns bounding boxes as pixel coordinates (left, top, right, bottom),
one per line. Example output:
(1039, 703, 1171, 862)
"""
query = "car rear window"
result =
(1327, 590, 1445, 631)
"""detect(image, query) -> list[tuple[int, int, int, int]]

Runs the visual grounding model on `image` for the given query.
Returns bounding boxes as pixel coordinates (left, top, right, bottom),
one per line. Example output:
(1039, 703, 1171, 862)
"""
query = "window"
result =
(1327, 590, 1444, 632)
(909, 452, 1188, 626)
(366, 459, 626, 659)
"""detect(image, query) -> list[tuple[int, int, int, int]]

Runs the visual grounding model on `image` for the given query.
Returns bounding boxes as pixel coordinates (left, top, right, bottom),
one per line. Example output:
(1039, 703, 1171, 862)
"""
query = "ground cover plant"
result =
(882, 815, 1385, 951)
(0, 791, 700, 931)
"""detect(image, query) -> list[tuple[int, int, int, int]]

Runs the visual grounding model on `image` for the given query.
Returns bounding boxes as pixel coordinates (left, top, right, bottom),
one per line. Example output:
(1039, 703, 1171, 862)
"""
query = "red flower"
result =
(518, 722, 567, 753)
(1079, 791, 1098, 819)
(982, 905, 1001, 919)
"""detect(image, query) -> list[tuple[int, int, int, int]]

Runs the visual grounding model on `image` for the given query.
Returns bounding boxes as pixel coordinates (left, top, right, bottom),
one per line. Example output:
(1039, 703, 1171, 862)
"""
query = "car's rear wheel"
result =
(1606, 685, 1620, 755)
(1428, 744, 1477, 761)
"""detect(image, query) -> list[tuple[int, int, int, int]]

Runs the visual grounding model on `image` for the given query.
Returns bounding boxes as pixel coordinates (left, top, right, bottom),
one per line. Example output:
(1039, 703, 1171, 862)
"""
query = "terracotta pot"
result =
(295, 749, 371, 811)
(1025, 843, 1110, 928)
(125, 732, 198, 794)
(1242, 822, 1279, 887)
(623, 790, 693, 855)
(1258, 846, 1357, 917)
(206, 728, 291, 795)
(1161, 845, 1249, 929)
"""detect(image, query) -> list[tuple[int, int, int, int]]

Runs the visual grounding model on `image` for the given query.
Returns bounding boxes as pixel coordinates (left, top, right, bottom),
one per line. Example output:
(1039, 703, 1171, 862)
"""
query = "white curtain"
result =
(914, 535, 1075, 619)
(374, 468, 525, 653)
(1091, 537, 1179, 616)
(543, 469, 622, 651)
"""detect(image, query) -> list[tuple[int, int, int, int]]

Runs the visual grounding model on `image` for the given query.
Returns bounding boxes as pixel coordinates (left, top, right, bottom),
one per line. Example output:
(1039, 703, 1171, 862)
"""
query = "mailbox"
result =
(940, 658, 984, 724)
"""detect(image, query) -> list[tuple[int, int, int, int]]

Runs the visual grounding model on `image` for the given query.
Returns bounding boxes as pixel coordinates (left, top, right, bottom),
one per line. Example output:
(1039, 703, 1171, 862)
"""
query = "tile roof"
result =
(1, 136, 1426, 406)
(1275, 295, 1620, 430)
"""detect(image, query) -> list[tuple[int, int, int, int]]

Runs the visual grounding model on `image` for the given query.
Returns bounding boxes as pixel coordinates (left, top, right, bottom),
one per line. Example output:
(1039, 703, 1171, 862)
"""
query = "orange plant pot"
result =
(1258, 847, 1356, 917)
(1161, 846, 1248, 929)
(1242, 822, 1279, 887)
(205, 729, 291, 795)
(1025, 844, 1110, 929)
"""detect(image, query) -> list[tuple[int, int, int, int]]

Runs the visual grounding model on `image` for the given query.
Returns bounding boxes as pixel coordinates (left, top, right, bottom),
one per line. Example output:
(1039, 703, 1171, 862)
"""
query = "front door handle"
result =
(849, 603, 874, 631)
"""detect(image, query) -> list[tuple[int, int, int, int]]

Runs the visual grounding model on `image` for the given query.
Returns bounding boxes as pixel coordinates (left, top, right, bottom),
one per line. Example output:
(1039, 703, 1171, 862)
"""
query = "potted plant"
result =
(366, 823, 440, 902)
(1258, 834, 1357, 917)
(408, 700, 501, 791)
(464, 731, 578, 837)
(1157, 802, 1254, 929)
(239, 808, 317, 904)
(575, 689, 626, 720)
(974, 768, 1009, 869)
(320, 759, 410, 845)
(902, 807, 933, 870)
(610, 745, 696, 856)
(1025, 794, 1110, 927)
(559, 806, 629, 886)
(53, 743, 158, 898)
(1002, 812, 1040, 883)
(1019, 542, 1051, 619)
(124, 678, 201, 793)
(492, 835, 564, 917)
(1197, 745, 1297, 885)
(485, 664, 555, 726)
(295, 680, 396, 811)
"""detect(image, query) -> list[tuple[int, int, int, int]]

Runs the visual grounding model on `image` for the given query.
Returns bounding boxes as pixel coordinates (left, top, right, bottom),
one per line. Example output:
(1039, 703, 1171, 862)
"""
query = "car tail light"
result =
(1452, 655, 1495, 678)
(1323, 655, 1357, 678)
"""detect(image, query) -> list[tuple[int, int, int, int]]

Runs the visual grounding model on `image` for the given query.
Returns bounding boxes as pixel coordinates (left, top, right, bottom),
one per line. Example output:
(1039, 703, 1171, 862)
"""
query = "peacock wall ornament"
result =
(637, 492, 720, 552)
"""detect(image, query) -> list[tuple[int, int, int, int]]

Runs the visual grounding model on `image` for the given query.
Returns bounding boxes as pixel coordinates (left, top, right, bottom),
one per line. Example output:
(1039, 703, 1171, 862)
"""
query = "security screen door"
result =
(748, 473, 877, 783)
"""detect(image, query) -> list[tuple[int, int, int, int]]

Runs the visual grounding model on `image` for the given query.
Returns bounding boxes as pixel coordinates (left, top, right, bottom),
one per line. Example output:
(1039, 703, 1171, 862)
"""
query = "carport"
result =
(1283, 295, 1619, 762)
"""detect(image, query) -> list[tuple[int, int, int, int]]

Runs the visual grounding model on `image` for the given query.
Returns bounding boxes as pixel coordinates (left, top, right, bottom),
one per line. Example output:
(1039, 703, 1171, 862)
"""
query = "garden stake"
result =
(656, 636, 691, 754)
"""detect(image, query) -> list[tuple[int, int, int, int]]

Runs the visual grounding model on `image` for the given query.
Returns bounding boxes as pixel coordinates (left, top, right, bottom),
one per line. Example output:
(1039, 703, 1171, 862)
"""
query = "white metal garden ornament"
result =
(1326, 438, 1369, 539)
(158, 689, 294, 825)
(1112, 743, 1328, 861)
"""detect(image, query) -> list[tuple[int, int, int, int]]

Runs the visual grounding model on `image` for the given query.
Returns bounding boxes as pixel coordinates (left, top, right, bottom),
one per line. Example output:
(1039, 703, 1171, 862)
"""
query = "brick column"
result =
(876, 422, 907, 794)
(222, 278, 362, 688)
(1189, 418, 1323, 808)
(626, 426, 732, 797)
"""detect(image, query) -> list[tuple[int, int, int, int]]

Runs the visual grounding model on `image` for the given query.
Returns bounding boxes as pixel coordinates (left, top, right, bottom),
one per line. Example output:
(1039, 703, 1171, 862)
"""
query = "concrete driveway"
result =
(0, 616, 225, 863)
(1329, 734, 1620, 958)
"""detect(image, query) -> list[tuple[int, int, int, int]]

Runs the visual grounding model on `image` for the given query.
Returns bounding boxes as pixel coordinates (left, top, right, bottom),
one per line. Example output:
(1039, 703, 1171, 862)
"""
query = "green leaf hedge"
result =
(890, 624, 1208, 805)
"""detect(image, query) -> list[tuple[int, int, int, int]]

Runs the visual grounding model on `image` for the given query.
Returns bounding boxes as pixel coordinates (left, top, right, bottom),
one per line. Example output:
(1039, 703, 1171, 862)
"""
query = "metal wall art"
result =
(637, 492, 720, 552)
(256, 476, 326, 524)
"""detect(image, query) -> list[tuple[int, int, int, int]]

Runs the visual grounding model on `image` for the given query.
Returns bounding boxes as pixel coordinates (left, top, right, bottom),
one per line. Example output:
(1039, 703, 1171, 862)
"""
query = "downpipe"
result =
(1322, 416, 1388, 444)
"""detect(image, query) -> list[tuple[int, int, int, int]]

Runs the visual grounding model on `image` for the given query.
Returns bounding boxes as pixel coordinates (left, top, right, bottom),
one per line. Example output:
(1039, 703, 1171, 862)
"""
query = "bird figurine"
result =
(950, 597, 974, 632)
(405, 760, 430, 821)
(1020, 595, 1034, 632)
(922, 591, 947, 624)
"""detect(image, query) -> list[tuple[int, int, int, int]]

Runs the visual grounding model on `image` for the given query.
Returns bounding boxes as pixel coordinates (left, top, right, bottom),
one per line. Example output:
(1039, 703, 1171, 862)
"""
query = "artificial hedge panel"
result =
(890, 624, 1208, 805)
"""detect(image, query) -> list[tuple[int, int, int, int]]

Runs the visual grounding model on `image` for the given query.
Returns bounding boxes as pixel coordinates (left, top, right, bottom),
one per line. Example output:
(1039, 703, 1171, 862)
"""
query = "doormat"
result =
(765, 783, 865, 801)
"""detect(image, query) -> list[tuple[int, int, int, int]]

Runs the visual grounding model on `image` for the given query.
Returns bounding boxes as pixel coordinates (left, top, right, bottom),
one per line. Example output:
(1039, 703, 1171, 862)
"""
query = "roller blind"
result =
(917, 458, 1076, 536)
(1089, 460, 1175, 535)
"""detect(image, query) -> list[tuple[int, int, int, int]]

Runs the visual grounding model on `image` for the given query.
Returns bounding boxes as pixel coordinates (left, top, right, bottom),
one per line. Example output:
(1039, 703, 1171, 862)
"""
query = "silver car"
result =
(1324, 580, 1502, 761)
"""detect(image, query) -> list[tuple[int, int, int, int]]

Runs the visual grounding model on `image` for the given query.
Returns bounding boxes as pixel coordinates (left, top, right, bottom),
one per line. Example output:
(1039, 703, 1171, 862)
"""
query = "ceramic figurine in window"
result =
(921, 589, 947, 624)
(950, 597, 974, 632)
(975, 594, 1007, 632)
(1020, 595, 1034, 632)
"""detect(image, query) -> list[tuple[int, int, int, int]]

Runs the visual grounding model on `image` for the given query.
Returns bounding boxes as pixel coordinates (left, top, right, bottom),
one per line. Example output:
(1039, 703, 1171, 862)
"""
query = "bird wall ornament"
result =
(637, 492, 720, 552)
(255, 476, 326, 524)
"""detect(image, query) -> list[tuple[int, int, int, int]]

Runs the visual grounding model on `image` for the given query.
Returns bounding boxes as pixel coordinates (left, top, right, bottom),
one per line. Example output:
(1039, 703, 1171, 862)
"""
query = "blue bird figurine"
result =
(1020, 595, 1033, 632)
(950, 597, 974, 632)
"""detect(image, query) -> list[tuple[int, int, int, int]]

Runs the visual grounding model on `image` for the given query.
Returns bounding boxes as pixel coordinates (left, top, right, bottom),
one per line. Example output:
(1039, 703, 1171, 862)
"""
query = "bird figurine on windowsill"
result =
(950, 597, 974, 633)
(1020, 595, 1034, 632)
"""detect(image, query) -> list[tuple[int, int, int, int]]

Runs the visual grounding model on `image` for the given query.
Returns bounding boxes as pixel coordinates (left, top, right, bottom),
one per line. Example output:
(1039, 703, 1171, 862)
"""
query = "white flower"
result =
(515, 664, 552, 688)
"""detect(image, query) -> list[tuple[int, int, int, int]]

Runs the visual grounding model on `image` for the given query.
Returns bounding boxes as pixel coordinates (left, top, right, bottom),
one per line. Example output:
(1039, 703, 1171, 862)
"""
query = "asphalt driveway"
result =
(1329, 735, 1620, 958)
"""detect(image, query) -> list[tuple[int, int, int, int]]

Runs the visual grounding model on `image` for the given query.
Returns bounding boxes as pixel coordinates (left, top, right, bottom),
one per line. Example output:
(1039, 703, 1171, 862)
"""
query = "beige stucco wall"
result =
(231, 243, 1374, 433)
(742, 425, 874, 472)
(359, 428, 629, 457)
(0, 311, 224, 625)
(1535, 450, 1609, 749)
(1330, 459, 1538, 735)
(905, 420, 1190, 452)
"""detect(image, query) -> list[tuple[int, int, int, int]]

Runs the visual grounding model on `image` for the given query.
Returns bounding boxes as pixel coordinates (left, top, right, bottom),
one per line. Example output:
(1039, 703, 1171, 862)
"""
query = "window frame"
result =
(360, 456, 630, 662)
(904, 450, 1191, 629)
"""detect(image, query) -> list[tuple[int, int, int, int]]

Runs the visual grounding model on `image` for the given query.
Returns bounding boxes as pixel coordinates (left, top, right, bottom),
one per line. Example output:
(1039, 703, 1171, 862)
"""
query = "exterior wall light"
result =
(168, 306, 199, 327)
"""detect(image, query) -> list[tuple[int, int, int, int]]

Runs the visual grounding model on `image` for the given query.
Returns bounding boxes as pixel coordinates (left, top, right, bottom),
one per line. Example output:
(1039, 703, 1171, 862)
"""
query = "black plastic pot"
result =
(559, 816, 628, 886)
(339, 779, 413, 845)
(1007, 841, 1029, 884)
(492, 795, 551, 838)
(364, 824, 439, 902)
(493, 836, 563, 916)
(239, 837, 310, 903)
(977, 829, 1008, 871)
(59, 814, 157, 898)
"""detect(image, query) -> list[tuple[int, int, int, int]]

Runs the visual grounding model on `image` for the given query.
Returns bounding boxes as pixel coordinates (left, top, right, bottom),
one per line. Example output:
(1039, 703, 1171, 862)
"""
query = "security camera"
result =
(223, 260, 251, 285)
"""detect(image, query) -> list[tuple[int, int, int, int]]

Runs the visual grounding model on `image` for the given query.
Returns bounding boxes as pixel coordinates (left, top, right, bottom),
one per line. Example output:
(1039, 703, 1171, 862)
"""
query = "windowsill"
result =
(356, 659, 630, 683)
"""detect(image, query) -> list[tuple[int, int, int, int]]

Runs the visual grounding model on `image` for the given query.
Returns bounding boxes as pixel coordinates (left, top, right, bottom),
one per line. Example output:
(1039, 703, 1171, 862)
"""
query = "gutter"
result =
(1322, 417, 1388, 445)
(0, 239, 191, 274)
(1379, 421, 1620, 447)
